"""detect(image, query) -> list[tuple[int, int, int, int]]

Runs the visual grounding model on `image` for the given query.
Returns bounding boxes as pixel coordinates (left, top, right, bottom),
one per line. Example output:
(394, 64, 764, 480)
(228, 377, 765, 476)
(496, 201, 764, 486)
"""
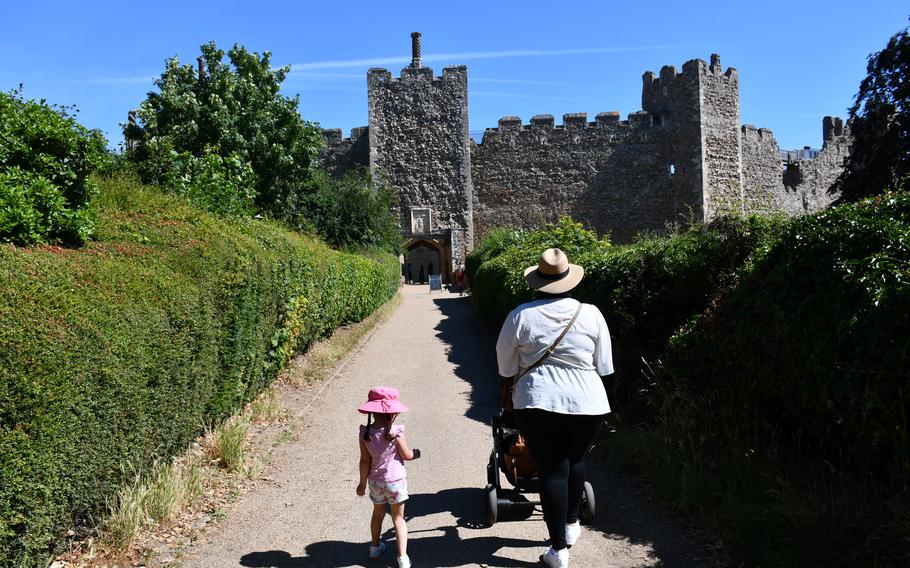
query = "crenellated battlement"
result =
(741, 124, 776, 141)
(480, 110, 661, 144)
(642, 55, 737, 111)
(322, 126, 369, 145)
(367, 65, 468, 86)
(822, 115, 849, 143)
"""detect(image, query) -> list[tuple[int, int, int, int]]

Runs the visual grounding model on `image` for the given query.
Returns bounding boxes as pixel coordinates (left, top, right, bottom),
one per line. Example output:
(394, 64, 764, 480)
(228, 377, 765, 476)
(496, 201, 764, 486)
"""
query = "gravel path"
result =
(179, 285, 724, 568)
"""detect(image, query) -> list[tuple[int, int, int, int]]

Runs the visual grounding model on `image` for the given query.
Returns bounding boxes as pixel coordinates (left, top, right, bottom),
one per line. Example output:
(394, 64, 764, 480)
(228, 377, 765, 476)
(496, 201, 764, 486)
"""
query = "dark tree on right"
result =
(832, 21, 910, 203)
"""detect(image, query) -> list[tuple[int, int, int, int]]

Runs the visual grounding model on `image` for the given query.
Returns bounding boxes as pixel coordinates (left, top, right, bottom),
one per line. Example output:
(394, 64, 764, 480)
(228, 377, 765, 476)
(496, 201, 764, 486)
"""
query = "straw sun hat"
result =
(523, 248, 584, 294)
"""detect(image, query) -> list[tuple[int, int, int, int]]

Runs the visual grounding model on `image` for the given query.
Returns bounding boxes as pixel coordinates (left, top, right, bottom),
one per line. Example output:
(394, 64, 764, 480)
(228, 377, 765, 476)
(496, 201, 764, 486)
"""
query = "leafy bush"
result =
(471, 217, 611, 323)
(162, 150, 257, 217)
(0, 178, 399, 566)
(667, 193, 910, 484)
(128, 41, 323, 219)
(300, 169, 404, 253)
(0, 90, 106, 245)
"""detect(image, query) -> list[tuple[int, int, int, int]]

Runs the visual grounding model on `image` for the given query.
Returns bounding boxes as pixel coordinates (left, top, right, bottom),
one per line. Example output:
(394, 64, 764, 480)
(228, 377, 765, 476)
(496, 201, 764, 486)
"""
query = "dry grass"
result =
(102, 474, 148, 549)
(206, 416, 250, 473)
(250, 386, 283, 423)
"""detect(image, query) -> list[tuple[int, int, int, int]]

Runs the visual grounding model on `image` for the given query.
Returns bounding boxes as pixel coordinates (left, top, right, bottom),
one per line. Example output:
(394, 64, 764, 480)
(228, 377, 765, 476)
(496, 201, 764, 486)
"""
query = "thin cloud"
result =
(292, 46, 678, 70)
(471, 77, 578, 87)
(471, 90, 582, 102)
(284, 71, 364, 79)
(64, 76, 157, 86)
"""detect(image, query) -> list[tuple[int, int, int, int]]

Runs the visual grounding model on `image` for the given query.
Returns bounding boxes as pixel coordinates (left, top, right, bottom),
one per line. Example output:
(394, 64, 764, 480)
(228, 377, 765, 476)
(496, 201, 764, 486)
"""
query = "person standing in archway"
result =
(418, 264, 425, 284)
(406, 263, 413, 285)
(496, 248, 613, 568)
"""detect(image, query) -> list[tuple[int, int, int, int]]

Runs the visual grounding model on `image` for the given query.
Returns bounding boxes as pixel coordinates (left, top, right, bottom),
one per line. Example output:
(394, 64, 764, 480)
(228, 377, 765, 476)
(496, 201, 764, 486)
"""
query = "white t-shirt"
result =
(496, 297, 613, 415)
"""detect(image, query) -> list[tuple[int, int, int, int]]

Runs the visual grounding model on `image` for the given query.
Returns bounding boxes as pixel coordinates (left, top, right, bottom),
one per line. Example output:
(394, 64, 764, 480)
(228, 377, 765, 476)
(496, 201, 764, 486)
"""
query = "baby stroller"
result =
(483, 406, 595, 526)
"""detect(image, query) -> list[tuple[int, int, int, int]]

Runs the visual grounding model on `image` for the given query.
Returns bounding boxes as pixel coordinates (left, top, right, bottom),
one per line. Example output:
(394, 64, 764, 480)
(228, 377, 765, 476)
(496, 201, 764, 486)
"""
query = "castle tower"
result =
(641, 54, 742, 221)
(367, 33, 474, 280)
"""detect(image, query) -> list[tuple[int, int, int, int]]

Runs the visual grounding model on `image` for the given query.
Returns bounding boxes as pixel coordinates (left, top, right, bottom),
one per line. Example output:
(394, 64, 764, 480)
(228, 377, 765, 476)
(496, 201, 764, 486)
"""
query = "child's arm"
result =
(394, 434, 421, 461)
(356, 439, 371, 496)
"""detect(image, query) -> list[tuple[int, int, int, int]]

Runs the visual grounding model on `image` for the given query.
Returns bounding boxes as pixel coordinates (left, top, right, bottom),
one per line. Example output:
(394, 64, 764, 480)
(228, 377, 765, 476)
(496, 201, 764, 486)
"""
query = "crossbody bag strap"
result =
(514, 301, 583, 384)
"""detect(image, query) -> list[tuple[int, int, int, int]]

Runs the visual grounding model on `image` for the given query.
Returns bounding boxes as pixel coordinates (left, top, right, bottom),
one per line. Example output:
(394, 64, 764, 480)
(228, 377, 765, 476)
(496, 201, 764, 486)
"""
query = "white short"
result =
(368, 478, 408, 505)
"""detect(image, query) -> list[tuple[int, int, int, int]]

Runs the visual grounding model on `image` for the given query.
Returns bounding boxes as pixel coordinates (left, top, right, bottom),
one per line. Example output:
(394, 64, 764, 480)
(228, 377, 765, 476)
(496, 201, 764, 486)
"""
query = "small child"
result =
(356, 387, 421, 568)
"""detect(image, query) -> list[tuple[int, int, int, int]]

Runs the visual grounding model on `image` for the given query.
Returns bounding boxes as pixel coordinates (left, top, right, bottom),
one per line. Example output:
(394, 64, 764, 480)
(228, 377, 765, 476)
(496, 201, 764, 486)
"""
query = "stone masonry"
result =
(320, 36, 850, 274)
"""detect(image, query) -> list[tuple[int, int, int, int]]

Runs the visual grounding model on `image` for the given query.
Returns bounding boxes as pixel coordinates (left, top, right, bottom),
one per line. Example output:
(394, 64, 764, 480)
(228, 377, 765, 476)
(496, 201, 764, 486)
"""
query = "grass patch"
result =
(250, 387, 283, 423)
(207, 417, 250, 474)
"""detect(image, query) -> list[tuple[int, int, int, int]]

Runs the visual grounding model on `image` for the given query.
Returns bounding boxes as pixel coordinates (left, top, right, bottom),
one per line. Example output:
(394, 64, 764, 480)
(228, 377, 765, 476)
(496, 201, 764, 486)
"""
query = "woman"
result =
(495, 248, 613, 568)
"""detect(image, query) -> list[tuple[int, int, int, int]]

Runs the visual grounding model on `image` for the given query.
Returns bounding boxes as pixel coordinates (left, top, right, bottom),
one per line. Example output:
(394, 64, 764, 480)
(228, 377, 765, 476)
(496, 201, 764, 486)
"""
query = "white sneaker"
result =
(368, 541, 385, 558)
(566, 521, 581, 546)
(539, 546, 569, 567)
(398, 554, 411, 568)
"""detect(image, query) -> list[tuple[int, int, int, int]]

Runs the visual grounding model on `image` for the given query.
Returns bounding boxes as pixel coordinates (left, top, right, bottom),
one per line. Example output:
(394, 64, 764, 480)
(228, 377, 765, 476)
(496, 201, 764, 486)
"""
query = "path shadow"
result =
(240, 487, 540, 568)
(431, 295, 499, 425)
(428, 295, 728, 567)
(405, 488, 535, 527)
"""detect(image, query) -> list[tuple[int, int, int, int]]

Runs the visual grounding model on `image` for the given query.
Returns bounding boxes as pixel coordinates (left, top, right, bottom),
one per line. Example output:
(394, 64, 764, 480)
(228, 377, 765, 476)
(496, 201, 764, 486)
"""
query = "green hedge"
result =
(0, 177, 399, 566)
(667, 192, 910, 484)
(632, 193, 910, 566)
(469, 215, 783, 413)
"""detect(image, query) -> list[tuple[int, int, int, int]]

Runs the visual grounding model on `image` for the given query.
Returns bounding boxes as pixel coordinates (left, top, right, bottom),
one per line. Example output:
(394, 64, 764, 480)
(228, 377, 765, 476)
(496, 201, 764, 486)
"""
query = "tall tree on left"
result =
(127, 42, 324, 219)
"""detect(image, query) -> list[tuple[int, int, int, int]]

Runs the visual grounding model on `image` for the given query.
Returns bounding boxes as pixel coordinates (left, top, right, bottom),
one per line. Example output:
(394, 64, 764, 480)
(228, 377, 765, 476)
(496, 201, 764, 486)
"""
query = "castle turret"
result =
(641, 54, 742, 221)
(367, 34, 474, 275)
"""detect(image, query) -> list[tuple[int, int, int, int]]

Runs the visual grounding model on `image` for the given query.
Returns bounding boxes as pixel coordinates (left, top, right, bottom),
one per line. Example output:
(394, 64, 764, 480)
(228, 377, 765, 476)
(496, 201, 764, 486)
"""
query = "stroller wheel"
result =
(580, 481, 596, 524)
(485, 484, 498, 526)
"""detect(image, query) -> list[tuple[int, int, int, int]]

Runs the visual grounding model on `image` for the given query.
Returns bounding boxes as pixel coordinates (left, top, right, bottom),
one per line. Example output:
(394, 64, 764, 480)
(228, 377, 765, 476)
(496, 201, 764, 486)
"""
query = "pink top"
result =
(359, 424, 406, 482)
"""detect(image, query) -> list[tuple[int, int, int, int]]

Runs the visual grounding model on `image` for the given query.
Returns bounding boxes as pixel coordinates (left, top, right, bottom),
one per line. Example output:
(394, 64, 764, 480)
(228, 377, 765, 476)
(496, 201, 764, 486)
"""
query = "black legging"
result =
(514, 408, 605, 550)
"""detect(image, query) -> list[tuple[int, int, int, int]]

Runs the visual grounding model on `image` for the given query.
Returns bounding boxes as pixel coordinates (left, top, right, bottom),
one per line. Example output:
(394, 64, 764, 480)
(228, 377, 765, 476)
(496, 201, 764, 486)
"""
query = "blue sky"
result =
(2, 1, 907, 151)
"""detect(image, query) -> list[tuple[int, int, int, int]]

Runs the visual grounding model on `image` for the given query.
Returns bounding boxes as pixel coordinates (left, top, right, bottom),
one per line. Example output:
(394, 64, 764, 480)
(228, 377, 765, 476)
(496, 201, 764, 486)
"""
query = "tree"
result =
(302, 169, 404, 254)
(833, 22, 910, 202)
(128, 42, 323, 218)
(0, 89, 106, 245)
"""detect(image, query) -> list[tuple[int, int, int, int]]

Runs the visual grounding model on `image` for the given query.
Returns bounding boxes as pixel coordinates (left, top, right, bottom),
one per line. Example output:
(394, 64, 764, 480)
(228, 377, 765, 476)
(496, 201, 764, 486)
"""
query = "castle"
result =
(320, 33, 851, 283)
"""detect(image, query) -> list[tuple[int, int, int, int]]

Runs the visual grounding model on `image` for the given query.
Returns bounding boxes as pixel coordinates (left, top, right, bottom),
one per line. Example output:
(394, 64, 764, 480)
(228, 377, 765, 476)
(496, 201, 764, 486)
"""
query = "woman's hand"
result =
(356, 482, 366, 496)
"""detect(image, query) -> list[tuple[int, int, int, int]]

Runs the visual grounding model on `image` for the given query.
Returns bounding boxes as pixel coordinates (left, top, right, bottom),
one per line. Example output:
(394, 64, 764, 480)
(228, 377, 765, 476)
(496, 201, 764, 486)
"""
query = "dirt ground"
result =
(176, 285, 729, 568)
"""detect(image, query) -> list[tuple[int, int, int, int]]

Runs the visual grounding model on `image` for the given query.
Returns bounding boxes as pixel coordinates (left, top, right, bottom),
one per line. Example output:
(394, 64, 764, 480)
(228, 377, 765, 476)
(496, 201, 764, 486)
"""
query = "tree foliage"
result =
(128, 41, 323, 218)
(126, 42, 402, 253)
(834, 22, 910, 202)
(0, 89, 107, 245)
(302, 169, 404, 253)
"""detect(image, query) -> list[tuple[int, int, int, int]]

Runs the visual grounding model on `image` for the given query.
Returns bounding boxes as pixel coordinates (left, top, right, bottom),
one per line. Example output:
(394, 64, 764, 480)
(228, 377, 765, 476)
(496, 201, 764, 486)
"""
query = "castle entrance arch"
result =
(405, 238, 449, 284)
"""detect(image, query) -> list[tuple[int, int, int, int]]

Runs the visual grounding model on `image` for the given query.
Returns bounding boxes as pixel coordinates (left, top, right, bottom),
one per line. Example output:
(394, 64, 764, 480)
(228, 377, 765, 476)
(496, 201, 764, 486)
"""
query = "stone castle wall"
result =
(741, 116, 850, 215)
(319, 51, 850, 251)
(471, 111, 694, 243)
(320, 126, 369, 178)
(696, 56, 744, 219)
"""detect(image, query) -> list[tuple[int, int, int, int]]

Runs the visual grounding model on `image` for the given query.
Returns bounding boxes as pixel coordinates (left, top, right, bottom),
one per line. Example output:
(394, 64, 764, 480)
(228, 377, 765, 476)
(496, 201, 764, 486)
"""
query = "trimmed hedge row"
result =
(469, 216, 784, 412)
(667, 192, 910, 486)
(0, 178, 400, 566)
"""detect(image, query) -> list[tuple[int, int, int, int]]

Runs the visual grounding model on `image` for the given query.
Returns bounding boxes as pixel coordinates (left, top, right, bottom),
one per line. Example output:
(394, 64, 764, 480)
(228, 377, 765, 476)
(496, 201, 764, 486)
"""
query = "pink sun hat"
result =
(357, 386, 409, 414)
